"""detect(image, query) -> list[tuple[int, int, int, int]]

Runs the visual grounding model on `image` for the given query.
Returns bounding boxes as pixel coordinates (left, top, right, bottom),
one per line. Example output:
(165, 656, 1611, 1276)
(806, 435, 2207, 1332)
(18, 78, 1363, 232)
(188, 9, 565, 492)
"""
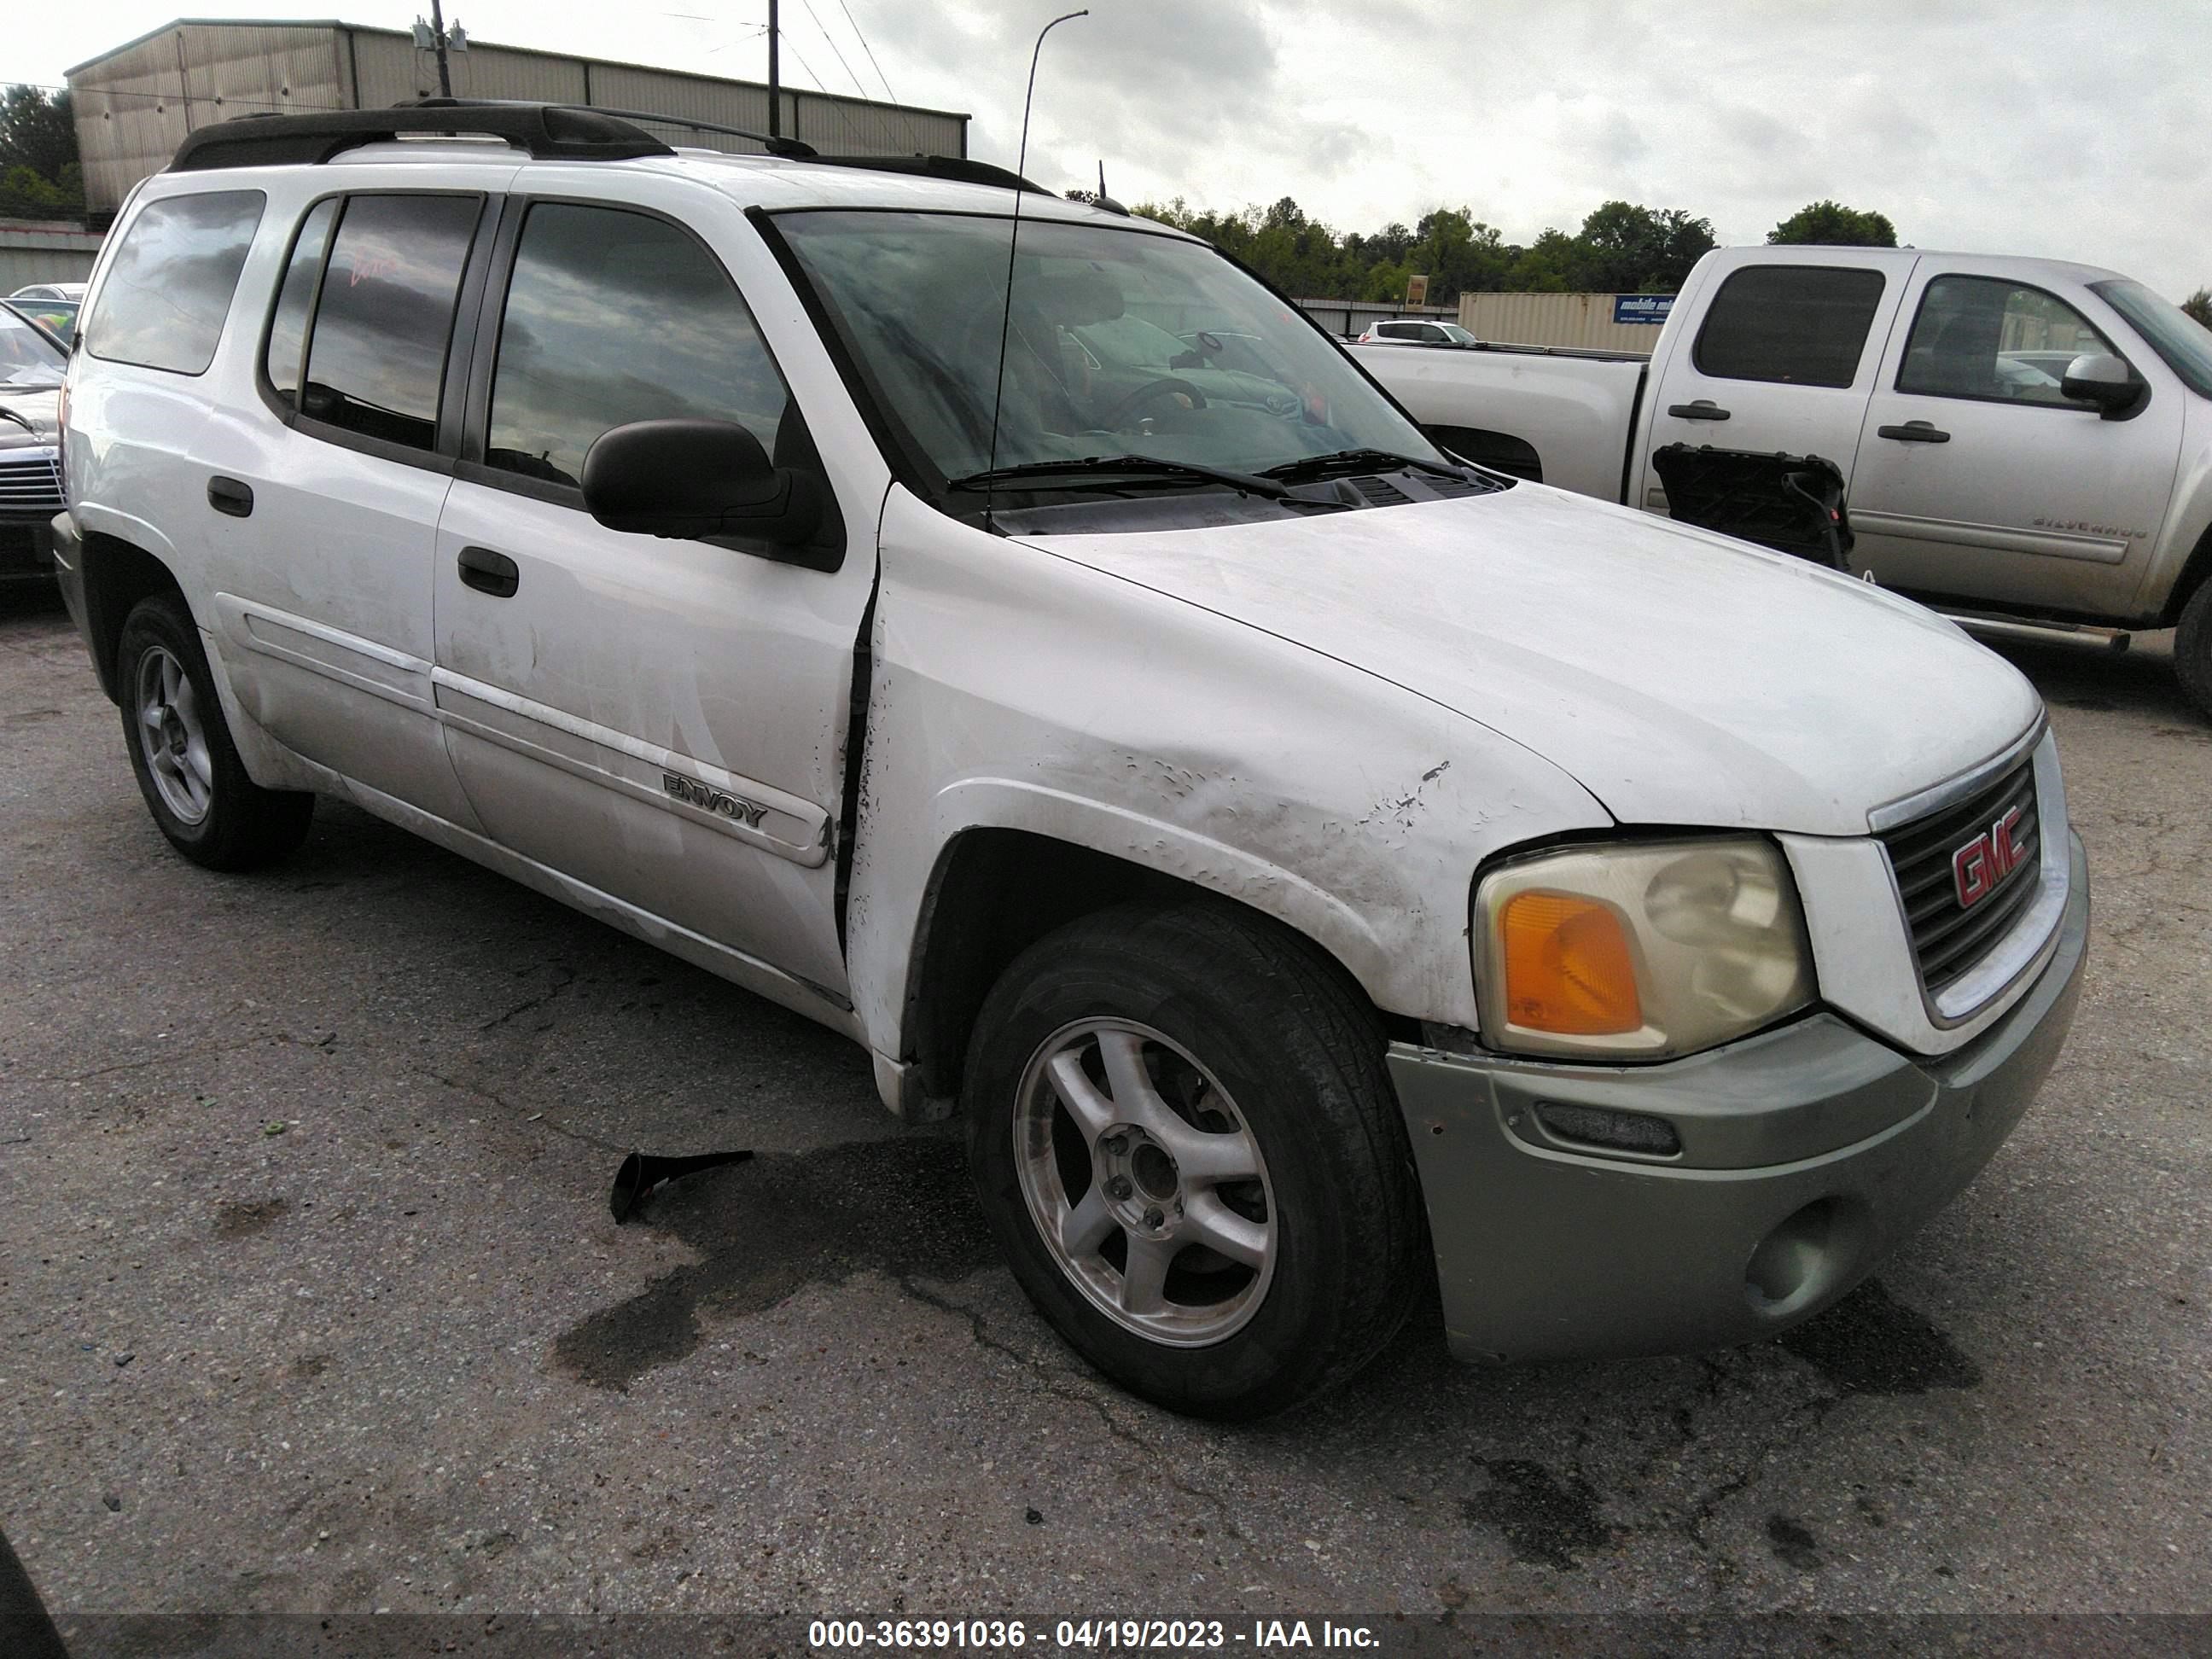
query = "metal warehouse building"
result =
(67, 17, 969, 218)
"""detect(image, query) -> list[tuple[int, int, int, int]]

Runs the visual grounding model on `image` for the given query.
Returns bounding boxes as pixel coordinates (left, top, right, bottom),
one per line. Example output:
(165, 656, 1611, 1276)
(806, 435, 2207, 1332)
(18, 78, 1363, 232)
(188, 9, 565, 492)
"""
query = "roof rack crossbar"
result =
(167, 101, 678, 172)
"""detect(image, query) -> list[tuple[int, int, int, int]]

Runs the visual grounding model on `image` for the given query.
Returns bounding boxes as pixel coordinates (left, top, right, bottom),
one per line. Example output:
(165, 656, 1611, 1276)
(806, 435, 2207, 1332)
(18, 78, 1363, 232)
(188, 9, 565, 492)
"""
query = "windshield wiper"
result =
(0, 404, 40, 436)
(948, 453, 1300, 501)
(1260, 447, 1473, 485)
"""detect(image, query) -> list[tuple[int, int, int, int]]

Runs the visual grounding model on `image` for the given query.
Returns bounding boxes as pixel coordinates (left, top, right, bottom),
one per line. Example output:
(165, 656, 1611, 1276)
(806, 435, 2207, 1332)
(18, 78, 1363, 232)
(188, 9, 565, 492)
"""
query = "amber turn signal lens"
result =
(1499, 891, 1644, 1035)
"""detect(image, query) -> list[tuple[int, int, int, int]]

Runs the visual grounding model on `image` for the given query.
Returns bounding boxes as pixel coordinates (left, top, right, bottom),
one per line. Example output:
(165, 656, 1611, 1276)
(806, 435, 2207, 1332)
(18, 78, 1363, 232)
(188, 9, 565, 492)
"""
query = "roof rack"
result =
(169, 102, 679, 172)
(559, 103, 816, 160)
(806, 154, 1047, 193)
(166, 100, 1043, 194)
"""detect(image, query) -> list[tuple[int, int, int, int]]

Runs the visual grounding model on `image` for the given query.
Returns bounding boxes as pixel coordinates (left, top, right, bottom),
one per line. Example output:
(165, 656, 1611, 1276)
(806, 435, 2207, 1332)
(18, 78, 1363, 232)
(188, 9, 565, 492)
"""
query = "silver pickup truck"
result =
(1353, 246, 2212, 714)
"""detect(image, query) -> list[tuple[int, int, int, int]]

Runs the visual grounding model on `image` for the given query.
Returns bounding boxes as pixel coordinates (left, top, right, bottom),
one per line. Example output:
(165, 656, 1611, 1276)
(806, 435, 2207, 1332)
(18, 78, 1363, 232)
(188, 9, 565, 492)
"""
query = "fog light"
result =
(1534, 1102, 1681, 1157)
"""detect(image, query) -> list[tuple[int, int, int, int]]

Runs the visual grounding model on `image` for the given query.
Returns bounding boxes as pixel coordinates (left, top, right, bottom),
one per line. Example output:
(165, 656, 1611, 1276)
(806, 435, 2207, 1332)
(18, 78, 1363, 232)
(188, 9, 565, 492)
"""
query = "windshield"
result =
(2092, 279, 2212, 399)
(1438, 323, 1476, 346)
(0, 305, 66, 387)
(775, 210, 1447, 491)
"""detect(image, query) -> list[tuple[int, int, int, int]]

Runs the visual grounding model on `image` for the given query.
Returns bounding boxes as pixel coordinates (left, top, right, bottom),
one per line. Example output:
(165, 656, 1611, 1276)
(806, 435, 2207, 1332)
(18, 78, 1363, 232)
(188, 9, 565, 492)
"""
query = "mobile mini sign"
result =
(1614, 294, 1674, 325)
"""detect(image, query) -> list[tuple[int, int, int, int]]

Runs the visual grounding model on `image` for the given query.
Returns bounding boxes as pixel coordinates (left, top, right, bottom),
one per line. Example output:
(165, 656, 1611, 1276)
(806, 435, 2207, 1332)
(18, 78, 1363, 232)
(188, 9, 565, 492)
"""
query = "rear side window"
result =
(262, 197, 340, 408)
(87, 190, 265, 375)
(485, 203, 790, 487)
(298, 194, 481, 451)
(1692, 265, 1886, 388)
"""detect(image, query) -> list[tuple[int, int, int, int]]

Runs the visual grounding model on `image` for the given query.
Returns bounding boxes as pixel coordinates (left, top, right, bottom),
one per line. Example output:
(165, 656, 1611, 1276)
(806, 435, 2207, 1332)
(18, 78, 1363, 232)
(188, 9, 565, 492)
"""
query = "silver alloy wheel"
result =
(1013, 1017, 1277, 1347)
(135, 644, 213, 825)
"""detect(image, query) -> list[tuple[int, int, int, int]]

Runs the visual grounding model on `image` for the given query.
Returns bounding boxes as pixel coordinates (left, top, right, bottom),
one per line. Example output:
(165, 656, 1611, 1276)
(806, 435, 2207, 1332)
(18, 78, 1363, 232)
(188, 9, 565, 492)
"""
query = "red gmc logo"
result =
(1953, 806, 2027, 909)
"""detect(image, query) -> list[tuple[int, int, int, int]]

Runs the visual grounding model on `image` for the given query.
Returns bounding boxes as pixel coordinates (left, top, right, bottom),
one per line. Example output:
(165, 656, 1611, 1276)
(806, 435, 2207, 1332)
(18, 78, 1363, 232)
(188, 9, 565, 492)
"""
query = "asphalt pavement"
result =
(2, 585, 2207, 1650)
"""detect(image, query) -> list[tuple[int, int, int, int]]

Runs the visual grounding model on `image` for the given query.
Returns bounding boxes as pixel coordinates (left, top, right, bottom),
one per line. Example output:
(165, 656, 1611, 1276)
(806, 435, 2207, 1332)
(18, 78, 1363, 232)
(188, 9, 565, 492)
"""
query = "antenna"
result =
(982, 8, 1088, 533)
(1093, 159, 1127, 217)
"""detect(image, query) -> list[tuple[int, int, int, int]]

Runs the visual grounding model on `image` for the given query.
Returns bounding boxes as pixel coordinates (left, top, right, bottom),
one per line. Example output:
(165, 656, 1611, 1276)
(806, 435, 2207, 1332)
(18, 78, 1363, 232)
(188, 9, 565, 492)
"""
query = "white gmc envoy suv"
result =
(51, 103, 2088, 1417)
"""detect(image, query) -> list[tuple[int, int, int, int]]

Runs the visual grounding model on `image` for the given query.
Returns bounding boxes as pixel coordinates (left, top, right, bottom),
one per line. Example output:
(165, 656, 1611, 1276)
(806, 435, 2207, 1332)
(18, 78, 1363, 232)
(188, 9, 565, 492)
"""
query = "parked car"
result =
(6, 296, 79, 343)
(1356, 318, 1479, 346)
(1350, 247, 2212, 714)
(9, 281, 86, 302)
(55, 103, 2086, 1417)
(0, 301, 65, 585)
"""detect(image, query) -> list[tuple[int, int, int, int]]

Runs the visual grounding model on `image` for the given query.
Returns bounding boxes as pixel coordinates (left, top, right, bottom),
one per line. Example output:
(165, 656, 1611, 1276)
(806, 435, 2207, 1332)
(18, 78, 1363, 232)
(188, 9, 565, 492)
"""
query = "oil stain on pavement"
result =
(552, 1135, 996, 1391)
(1776, 1279, 1982, 1394)
(1461, 1458, 1614, 1570)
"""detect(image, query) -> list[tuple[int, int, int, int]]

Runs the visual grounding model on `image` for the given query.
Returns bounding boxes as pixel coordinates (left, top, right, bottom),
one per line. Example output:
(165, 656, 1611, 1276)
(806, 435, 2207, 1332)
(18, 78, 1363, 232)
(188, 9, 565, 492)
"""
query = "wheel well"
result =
(2159, 519, 2212, 630)
(78, 533, 187, 704)
(901, 828, 1410, 1103)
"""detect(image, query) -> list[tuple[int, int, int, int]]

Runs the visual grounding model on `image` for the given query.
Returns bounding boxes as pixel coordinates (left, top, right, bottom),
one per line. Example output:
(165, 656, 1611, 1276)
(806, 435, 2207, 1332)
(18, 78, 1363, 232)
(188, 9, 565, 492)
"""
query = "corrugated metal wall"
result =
(68, 21, 966, 214)
(1457, 292, 1669, 352)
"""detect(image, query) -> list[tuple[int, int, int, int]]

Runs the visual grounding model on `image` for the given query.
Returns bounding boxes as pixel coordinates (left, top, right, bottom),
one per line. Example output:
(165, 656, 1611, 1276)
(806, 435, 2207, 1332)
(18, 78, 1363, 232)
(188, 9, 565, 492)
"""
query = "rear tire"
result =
(2177, 578, 2212, 722)
(963, 901, 1423, 1419)
(117, 595, 315, 870)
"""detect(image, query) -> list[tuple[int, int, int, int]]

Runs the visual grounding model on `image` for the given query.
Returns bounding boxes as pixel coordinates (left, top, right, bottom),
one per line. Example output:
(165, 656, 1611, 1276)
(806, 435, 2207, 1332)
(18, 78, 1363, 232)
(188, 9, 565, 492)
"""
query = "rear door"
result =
(197, 184, 495, 828)
(429, 179, 879, 1001)
(1846, 266, 2186, 614)
(1635, 255, 1910, 514)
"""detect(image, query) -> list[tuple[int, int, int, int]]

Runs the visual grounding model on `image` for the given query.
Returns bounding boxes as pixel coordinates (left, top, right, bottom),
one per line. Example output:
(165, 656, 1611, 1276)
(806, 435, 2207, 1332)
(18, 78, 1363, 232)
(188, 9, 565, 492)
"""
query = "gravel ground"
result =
(1, 585, 2206, 1652)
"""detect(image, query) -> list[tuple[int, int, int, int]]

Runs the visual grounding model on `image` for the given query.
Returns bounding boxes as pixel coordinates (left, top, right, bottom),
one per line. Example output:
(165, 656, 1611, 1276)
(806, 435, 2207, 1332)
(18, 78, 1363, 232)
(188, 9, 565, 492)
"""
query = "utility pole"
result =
(766, 0, 780, 137)
(428, 0, 453, 96)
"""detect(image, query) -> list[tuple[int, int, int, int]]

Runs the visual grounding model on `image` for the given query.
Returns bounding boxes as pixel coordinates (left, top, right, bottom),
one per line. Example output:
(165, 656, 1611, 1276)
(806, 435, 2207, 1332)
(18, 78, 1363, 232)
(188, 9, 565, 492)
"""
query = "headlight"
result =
(1472, 837, 1814, 1059)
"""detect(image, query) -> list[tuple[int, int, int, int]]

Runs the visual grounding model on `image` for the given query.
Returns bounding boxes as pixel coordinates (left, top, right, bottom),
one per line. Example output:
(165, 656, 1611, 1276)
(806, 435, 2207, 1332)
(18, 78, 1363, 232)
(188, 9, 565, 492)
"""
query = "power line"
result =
(835, 0, 901, 106)
(793, 0, 871, 101)
(13, 81, 352, 114)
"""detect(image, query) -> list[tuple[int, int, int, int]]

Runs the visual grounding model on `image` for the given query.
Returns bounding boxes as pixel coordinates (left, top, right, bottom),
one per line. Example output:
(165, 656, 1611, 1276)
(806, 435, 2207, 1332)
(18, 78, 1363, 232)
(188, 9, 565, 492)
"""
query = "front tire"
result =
(2176, 577, 2212, 722)
(964, 902, 1423, 1419)
(117, 596, 314, 870)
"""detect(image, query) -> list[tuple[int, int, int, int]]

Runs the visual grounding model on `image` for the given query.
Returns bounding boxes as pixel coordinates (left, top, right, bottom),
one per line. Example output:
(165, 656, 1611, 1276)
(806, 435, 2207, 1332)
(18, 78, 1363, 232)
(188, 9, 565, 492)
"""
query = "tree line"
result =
(0, 87, 83, 221)
(1121, 195, 1902, 304)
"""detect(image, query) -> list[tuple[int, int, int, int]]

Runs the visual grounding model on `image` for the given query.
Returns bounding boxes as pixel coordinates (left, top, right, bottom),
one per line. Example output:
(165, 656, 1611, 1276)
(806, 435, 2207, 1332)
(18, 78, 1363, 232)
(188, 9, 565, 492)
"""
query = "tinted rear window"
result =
(298, 194, 480, 451)
(87, 190, 265, 375)
(1692, 265, 1886, 388)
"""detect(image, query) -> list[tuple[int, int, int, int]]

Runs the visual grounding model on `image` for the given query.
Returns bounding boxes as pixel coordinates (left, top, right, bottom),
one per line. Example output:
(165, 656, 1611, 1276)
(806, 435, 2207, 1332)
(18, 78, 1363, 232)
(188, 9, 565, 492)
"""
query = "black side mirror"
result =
(2060, 353, 2145, 419)
(581, 419, 829, 553)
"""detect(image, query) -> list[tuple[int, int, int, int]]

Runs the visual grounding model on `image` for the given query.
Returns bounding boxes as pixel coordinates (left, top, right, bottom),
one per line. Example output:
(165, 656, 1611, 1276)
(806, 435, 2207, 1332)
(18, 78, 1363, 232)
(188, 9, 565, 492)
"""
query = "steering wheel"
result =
(1103, 376, 1208, 429)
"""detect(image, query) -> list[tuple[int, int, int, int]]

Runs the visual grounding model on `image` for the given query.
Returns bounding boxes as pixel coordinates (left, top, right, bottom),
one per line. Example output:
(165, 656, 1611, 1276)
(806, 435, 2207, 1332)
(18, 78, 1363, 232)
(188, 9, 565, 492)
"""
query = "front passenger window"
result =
(486, 204, 791, 489)
(1897, 276, 2118, 407)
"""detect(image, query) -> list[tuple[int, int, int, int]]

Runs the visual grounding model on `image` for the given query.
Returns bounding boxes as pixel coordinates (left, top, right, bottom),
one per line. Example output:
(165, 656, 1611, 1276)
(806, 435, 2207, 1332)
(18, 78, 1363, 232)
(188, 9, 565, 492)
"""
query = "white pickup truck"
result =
(1353, 246, 2212, 713)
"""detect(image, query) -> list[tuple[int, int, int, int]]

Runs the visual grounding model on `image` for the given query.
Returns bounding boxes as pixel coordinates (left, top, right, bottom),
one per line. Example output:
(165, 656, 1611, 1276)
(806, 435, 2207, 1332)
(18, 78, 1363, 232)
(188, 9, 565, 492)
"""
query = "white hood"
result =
(1021, 482, 2042, 837)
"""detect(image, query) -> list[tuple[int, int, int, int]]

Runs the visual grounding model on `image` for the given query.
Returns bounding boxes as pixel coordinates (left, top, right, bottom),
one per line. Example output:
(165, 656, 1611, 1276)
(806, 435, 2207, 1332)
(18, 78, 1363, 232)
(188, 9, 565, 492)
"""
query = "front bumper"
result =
(1390, 830, 2089, 1364)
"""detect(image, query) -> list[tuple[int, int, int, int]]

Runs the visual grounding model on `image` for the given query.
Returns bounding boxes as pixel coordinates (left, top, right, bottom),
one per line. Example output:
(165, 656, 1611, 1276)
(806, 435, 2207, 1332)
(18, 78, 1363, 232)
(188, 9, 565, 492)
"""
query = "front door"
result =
(1848, 269, 2186, 614)
(430, 192, 875, 1001)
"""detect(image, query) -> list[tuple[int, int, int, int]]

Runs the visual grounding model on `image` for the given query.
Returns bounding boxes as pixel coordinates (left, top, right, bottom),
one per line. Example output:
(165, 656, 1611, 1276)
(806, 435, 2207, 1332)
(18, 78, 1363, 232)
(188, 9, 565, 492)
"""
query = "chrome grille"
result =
(0, 454, 63, 516)
(1879, 759, 2040, 997)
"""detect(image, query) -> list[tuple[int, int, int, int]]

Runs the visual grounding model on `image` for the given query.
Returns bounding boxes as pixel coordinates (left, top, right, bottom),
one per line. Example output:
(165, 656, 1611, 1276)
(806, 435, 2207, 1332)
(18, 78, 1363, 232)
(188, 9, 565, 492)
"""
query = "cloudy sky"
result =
(17, 1, 2211, 298)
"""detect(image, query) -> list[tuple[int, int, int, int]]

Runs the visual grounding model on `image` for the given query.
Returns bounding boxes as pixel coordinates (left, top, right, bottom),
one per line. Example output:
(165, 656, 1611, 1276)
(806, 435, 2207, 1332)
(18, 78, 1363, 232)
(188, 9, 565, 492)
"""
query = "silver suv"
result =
(53, 102, 2087, 1417)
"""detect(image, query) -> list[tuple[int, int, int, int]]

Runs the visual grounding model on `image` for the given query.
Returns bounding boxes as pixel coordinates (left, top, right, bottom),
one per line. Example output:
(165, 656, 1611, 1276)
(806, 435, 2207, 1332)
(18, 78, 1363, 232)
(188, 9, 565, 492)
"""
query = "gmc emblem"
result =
(1952, 806, 2027, 909)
